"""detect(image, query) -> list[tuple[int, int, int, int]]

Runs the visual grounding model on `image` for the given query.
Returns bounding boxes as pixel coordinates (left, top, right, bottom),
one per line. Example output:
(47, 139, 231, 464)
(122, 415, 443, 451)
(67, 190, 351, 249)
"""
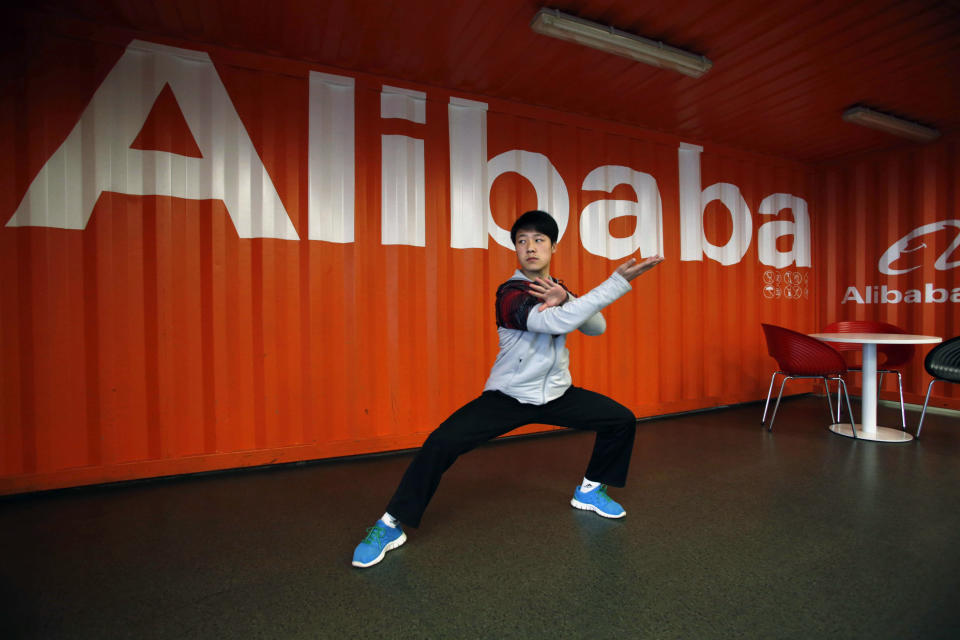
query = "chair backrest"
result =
(822, 320, 914, 368)
(761, 324, 848, 376)
(925, 335, 960, 383)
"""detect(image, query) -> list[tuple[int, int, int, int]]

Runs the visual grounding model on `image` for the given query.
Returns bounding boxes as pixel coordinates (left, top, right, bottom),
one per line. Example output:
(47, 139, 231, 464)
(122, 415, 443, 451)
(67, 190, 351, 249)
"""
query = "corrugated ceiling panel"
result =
(9, 0, 959, 163)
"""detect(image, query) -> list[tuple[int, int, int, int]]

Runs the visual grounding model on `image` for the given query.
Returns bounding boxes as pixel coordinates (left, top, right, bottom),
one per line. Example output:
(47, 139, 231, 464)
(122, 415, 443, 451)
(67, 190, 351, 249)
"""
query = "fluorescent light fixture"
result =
(530, 8, 712, 78)
(842, 106, 940, 143)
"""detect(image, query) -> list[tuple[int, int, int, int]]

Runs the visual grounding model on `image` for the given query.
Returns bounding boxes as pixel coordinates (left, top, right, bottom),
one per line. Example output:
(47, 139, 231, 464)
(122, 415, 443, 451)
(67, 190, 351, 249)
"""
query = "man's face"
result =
(514, 228, 556, 272)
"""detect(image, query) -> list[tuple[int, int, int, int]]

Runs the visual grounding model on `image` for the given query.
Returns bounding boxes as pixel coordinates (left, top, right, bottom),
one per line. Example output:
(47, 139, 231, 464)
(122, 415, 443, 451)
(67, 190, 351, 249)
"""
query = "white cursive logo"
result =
(878, 220, 960, 275)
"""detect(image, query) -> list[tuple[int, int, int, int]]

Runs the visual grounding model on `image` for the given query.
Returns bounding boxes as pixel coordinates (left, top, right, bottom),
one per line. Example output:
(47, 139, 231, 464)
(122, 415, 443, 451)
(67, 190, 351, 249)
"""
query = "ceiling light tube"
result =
(530, 8, 712, 78)
(842, 106, 940, 143)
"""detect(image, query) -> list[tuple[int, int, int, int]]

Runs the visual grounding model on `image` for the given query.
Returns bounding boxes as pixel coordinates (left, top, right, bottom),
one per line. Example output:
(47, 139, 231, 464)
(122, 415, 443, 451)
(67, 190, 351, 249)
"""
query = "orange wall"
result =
(814, 139, 959, 409)
(2, 27, 818, 494)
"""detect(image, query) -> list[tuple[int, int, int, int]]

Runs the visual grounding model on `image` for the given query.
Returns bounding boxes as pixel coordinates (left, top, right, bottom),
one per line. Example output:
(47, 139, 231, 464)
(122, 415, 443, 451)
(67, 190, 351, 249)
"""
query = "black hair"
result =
(510, 210, 558, 245)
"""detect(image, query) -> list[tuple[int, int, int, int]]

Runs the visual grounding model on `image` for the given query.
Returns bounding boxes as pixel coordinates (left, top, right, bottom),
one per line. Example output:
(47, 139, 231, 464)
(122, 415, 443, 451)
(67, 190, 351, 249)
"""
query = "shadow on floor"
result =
(2, 396, 959, 639)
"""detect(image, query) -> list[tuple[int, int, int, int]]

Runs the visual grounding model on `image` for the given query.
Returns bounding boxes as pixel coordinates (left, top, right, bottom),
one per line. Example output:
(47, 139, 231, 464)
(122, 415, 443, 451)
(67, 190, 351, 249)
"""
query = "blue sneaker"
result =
(571, 485, 626, 518)
(352, 520, 407, 568)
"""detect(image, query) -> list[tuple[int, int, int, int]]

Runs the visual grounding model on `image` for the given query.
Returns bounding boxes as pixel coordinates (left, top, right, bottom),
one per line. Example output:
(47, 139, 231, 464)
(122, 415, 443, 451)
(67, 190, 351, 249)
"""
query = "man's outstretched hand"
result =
(615, 255, 664, 282)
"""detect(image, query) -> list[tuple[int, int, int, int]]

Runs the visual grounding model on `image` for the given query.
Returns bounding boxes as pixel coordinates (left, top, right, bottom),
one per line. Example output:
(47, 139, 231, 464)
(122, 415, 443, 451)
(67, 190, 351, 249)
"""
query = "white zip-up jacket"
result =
(483, 270, 632, 405)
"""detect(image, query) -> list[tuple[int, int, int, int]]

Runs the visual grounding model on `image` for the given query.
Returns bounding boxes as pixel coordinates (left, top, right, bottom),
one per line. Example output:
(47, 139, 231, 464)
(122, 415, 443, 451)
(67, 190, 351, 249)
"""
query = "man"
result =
(353, 210, 663, 568)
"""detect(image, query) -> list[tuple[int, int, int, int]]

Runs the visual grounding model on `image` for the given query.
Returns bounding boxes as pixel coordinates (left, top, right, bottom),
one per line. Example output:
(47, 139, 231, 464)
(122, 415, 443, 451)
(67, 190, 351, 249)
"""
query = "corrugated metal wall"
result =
(2, 30, 817, 494)
(815, 138, 960, 408)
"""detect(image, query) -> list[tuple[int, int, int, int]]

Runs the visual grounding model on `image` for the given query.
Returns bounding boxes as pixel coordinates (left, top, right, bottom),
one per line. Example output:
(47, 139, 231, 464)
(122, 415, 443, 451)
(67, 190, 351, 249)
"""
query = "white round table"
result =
(808, 332, 942, 443)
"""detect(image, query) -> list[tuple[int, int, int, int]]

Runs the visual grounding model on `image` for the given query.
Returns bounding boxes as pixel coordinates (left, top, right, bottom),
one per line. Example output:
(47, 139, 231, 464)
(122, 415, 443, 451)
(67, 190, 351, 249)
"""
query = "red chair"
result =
(823, 320, 914, 430)
(760, 324, 857, 435)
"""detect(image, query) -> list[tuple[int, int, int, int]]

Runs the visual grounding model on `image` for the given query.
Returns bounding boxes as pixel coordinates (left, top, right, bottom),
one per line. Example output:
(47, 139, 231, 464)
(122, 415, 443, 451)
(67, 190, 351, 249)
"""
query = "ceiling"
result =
(10, 0, 960, 163)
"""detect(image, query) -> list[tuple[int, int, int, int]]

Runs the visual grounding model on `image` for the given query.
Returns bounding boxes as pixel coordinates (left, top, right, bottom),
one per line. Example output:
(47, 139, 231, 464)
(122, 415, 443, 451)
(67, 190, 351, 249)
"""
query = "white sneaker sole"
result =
(351, 531, 407, 568)
(570, 498, 626, 519)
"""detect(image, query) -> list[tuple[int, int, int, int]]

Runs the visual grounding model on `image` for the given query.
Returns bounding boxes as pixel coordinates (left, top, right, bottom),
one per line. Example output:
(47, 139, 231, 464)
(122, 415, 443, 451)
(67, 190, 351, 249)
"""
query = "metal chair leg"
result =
(837, 377, 858, 439)
(916, 378, 937, 439)
(762, 371, 780, 425)
(823, 377, 835, 423)
(768, 376, 790, 432)
(836, 381, 842, 422)
(896, 371, 906, 431)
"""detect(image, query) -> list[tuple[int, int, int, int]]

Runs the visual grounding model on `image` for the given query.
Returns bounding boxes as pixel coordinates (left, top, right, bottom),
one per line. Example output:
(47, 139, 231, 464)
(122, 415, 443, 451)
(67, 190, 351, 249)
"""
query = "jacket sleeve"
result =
(496, 284, 540, 330)
(525, 272, 631, 335)
(561, 292, 607, 336)
(576, 301, 607, 336)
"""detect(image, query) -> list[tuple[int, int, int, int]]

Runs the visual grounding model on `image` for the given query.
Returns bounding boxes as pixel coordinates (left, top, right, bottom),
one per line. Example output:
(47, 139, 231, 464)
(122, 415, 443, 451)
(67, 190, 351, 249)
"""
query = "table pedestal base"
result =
(829, 423, 913, 443)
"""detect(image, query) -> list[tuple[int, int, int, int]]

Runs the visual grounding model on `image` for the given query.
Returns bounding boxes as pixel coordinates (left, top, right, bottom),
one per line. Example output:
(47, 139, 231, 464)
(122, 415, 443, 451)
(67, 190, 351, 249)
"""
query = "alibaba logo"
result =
(878, 220, 960, 275)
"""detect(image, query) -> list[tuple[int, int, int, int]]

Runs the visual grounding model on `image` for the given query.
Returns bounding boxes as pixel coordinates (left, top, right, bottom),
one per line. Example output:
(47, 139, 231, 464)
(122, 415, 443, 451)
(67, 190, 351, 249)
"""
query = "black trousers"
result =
(385, 386, 637, 528)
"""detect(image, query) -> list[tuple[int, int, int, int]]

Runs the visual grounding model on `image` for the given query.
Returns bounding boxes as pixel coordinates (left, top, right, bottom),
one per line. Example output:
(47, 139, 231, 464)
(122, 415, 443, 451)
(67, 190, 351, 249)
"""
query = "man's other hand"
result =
(529, 278, 568, 310)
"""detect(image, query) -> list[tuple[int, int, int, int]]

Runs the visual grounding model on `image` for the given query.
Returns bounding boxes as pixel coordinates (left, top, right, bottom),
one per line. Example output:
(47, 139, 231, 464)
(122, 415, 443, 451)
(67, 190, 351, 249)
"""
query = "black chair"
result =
(915, 336, 960, 439)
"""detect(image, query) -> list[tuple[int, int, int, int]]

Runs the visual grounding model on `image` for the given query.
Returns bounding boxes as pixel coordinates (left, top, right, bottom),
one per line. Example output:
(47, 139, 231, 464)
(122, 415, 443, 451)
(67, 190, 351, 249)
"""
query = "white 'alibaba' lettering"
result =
(7, 40, 299, 240)
(878, 220, 960, 275)
(8, 39, 811, 270)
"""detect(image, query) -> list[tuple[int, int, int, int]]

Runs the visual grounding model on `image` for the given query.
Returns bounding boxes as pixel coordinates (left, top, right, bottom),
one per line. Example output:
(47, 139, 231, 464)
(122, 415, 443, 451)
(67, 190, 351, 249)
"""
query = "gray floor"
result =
(2, 395, 959, 639)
